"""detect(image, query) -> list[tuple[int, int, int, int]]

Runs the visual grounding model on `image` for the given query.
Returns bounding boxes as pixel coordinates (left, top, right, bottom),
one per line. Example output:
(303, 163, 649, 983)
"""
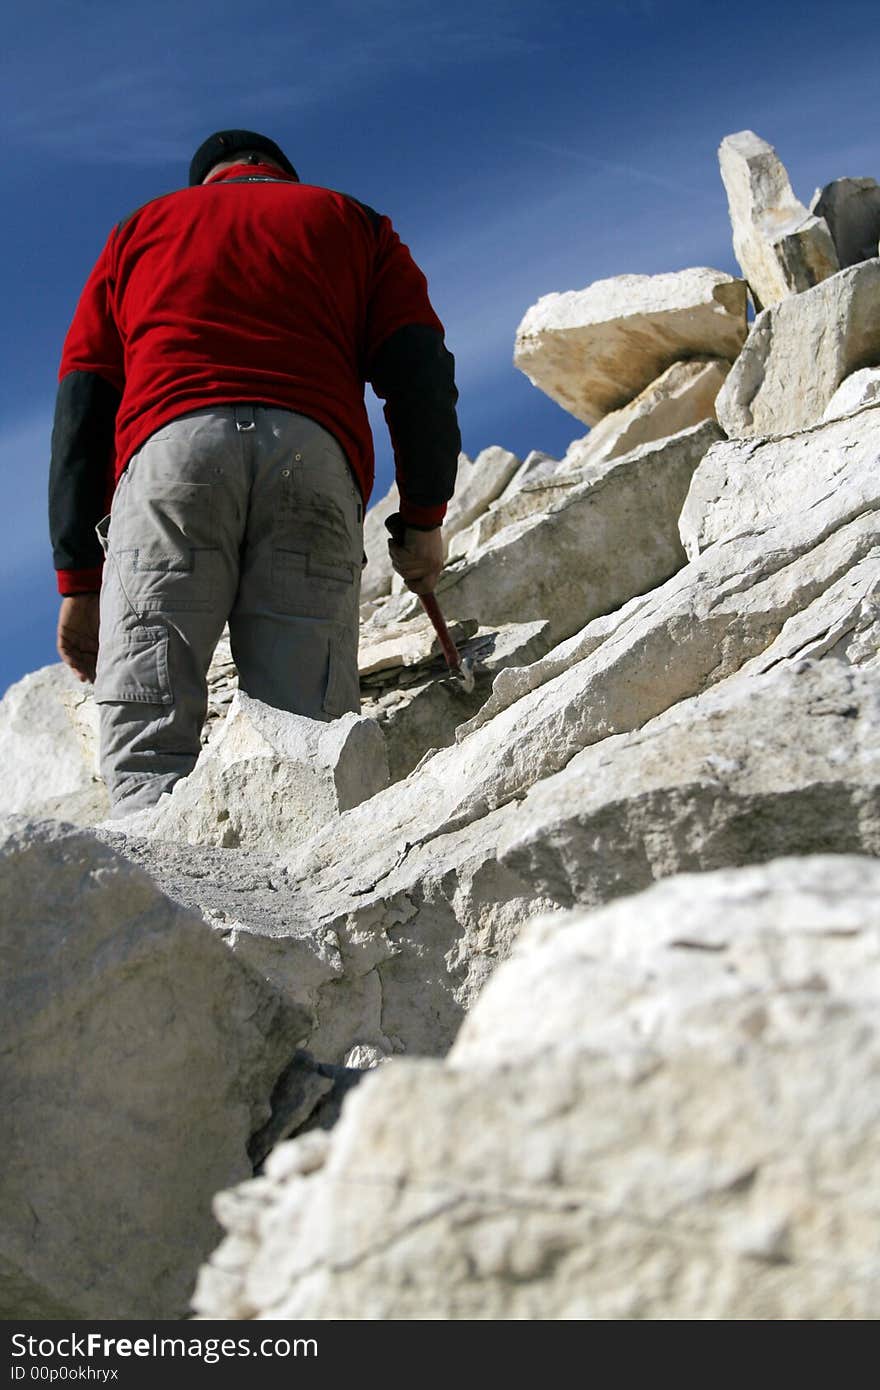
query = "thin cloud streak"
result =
(6, 4, 544, 163)
(517, 137, 705, 198)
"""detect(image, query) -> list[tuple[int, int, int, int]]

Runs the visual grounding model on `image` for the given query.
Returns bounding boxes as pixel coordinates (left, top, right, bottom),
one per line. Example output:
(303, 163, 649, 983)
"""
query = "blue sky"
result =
(2, 0, 878, 694)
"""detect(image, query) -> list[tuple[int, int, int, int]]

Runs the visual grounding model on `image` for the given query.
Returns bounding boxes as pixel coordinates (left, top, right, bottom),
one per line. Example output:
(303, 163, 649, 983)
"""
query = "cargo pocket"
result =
(272, 546, 358, 622)
(127, 482, 215, 572)
(115, 482, 218, 611)
(93, 627, 173, 706)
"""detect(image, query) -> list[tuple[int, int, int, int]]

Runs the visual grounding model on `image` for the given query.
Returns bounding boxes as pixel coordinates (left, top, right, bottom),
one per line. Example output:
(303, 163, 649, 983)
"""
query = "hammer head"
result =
(454, 656, 476, 694)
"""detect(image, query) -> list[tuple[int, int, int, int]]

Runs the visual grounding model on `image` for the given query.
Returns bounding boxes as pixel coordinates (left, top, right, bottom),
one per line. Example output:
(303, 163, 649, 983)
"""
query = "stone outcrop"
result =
(559, 356, 729, 470)
(719, 130, 839, 309)
(0, 665, 107, 825)
(362, 449, 521, 603)
(715, 260, 880, 437)
(359, 618, 551, 783)
(679, 401, 880, 559)
(0, 818, 306, 1320)
(126, 693, 389, 853)
(811, 177, 880, 269)
(822, 365, 880, 421)
(193, 855, 880, 1320)
(514, 268, 747, 425)
(365, 421, 722, 648)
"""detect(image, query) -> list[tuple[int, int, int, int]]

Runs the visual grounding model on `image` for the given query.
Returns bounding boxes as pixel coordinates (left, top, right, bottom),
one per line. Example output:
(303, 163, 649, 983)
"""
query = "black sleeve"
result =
(368, 323, 461, 510)
(49, 370, 121, 572)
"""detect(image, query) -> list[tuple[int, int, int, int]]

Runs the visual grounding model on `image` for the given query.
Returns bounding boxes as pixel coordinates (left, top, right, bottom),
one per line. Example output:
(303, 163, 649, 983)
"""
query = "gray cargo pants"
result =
(94, 405, 364, 815)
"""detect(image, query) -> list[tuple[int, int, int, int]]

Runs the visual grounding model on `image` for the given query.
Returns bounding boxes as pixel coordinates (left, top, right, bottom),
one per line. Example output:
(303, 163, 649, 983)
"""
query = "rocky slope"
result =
(2, 128, 879, 1320)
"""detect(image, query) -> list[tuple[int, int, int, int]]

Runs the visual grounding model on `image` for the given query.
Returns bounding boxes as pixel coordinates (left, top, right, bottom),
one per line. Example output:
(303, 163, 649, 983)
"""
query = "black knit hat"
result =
(189, 130, 299, 186)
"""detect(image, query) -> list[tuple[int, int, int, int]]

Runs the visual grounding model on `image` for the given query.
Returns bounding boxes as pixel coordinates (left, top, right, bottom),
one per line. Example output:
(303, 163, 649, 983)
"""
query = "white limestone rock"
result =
(441, 446, 521, 536)
(561, 357, 730, 469)
(719, 130, 839, 309)
(679, 402, 880, 559)
(822, 366, 880, 422)
(0, 664, 107, 825)
(0, 817, 306, 1320)
(361, 619, 551, 783)
(363, 449, 521, 603)
(370, 421, 722, 648)
(514, 268, 747, 425)
(448, 369, 729, 565)
(359, 614, 479, 676)
(714, 260, 880, 438)
(495, 661, 880, 906)
(130, 691, 389, 852)
(811, 177, 880, 269)
(194, 855, 880, 1320)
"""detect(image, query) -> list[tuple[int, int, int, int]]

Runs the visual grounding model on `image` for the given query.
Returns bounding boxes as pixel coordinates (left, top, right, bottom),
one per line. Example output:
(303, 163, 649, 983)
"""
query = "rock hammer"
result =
(384, 513, 476, 693)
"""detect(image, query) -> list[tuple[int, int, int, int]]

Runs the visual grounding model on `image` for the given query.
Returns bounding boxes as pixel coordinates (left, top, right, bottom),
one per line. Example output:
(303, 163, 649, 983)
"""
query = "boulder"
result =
(128, 692, 389, 852)
(367, 422, 722, 648)
(718, 130, 839, 309)
(0, 664, 107, 825)
(559, 356, 730, 469)
(441, 446, 521, 537)
(822, 366, 880, 422)
(514, 268, 747, 425)
(679, 402, 880, 559)
(364, 449, 521, 603)
(360, 619, 551, 783)
(714, 260, 880, 437)
(811, 177, 880, 269)
(0, 818, 306, 1320)
(496, 660, 880, 906)
(193, 855, 880, 1320)
(450, 365, 729, 562)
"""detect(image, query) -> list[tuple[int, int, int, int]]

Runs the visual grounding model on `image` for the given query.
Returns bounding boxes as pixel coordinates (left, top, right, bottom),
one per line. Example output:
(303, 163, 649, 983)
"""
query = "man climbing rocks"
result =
(49, 129, 460, 816)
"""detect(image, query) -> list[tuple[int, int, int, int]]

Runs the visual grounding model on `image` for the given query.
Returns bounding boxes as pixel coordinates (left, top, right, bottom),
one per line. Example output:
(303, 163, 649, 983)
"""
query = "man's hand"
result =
(388, 525, 444, 596)
(57, 594, 101, 683)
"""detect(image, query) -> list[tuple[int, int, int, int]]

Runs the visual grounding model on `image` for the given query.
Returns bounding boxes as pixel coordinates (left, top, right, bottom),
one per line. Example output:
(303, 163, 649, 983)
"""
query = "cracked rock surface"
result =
(193, 856, 880, 1320)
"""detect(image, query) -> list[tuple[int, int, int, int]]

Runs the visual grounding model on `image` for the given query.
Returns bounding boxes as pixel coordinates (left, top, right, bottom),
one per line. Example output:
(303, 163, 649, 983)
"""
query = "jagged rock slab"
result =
(811, 178, 880, 269)
(441, 446, 521, 536)
(714, 260, 880, 438)
(367, 422, 721, 647)
(125, 693, 389, 853)
(448, 405, 728, 564)
(561, 357, 730, 469)
(104, 651, 880, 1070)
(496, 450, 561, 499)
(514, 268, 747, 426)
(362, 620, 551, 783)
(719, 130, 839, 309)
(0, 818, 306, 1320)
(0, 664, 107, 825)
(363, 449, 521, 603)
(193, 855, 880, 1320)
(679, 402, 880, 558)
(359, 615, 479, 676)
(823, 366, 880, 422)
(496, 661, 880, 906)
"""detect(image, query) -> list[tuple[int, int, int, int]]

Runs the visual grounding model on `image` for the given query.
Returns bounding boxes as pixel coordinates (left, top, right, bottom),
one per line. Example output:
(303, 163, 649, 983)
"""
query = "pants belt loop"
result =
(234, 404, 257, 432)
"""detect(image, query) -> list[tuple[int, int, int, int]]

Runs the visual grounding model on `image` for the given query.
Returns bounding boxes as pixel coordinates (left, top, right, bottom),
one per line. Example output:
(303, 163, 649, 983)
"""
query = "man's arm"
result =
(49, 233, 124, 679)
(364, 215, 461, 592)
